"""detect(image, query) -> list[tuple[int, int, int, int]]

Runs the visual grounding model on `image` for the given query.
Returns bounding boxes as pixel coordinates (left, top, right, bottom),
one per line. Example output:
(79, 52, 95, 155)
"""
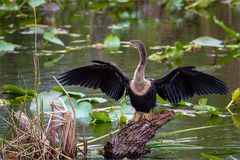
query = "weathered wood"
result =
(103, 110, 175, 159)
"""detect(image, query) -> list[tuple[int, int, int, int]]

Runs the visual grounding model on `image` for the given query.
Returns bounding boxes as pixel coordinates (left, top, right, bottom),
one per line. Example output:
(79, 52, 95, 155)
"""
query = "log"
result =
(103, 110, 175, 159)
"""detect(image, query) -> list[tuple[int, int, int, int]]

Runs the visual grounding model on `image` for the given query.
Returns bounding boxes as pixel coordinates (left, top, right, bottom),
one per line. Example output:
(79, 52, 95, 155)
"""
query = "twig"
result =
(77, 129, 120, 148)
(53, 76, 76, 131)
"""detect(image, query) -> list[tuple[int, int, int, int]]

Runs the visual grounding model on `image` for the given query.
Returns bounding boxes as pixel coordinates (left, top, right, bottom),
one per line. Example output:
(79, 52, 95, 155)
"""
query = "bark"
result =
(103, 110, 175, 159)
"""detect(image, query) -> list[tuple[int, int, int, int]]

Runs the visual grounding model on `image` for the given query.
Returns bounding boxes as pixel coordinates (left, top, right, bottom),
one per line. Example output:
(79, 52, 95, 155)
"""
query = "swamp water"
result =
(0, 1, 240, 159)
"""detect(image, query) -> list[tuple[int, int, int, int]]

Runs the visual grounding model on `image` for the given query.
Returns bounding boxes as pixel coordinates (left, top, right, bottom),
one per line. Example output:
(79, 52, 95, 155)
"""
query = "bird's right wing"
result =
(154, 66, 228, 104)
(58, 60, 130, 100)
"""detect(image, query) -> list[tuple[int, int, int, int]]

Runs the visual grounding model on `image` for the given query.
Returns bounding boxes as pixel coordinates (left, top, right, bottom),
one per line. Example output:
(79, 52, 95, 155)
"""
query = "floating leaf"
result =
(2, 3, 20, 11)
(193, 98, 222, 117)
(75, 102, 93, 118)
(43, 32, 64, 46)
(201, 153, 224, 160)
(20, 27, 45, 34)
(77, 97, 107, 104)
(199, 98, 208, 105)
(90, 111, 111, 123)
(30, 91, 62, 112)
(148, 53, 162, 61)
(44, 54, 64, 67)
(2, 84, 34, 96)
(104, 34, 120, 49)
(28, 0, 46, 8)
(191, 36, 223, 47)
(108, 109, 122, 121)
(67, 91, 85, 99)
(0, 40, 18, 53)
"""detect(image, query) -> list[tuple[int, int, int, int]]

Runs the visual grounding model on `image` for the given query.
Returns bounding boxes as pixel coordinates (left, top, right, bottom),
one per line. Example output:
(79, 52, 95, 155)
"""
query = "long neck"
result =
(133, 44, 147, 84)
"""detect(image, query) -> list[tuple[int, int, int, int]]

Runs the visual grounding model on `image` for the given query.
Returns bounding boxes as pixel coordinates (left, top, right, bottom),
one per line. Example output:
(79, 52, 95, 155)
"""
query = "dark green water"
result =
(0, 1, 240, 159)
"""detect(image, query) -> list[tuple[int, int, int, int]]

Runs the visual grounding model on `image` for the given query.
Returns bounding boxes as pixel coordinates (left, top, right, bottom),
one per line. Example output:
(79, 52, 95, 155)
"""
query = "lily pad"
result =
(44, 54, 64, 67)
(67, 91, 85, 99)
(193, 98, 222, 117)
(2, 84, 34, 96)
(104, 34, 120, 49)
(77, 97, 107, 104)
(0, 40, 18, 53)
(20, 27, 45, 34)
(28, 0, 46, 8)
(191, 36, 223, 47)
(30, 91, 62, 112)
(90, 111, 111, 123)
(43, 31, 64, 46)
(75, 102, 93, 118)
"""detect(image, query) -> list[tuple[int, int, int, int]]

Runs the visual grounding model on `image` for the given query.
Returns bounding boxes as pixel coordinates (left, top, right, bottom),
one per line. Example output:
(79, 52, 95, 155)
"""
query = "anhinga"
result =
(59, 40, 228, 121)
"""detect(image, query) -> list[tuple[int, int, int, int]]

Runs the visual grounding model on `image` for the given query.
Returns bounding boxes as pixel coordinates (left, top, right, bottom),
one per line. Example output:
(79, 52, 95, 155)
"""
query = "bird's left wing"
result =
(154, 66, 228, 104)
(58, 60, 130, 100)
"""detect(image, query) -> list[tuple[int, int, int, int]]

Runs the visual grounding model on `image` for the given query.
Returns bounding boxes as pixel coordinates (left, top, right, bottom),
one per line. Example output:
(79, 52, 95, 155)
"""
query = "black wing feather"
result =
(154, 66, 228, 104)
(58, 60, 129, 100)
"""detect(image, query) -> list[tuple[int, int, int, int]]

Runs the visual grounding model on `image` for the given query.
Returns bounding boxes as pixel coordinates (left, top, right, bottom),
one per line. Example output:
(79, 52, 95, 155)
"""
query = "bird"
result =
(58, 40, 228, 121)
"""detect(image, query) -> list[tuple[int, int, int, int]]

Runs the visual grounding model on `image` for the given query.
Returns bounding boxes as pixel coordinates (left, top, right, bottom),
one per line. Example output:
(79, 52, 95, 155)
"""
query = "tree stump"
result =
(103, 110, 175, 159)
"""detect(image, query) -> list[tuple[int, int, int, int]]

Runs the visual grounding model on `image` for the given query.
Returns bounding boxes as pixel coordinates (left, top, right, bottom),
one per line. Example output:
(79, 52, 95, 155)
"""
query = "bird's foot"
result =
(132, 112, 141, 122)
(142, 112, 152, 121)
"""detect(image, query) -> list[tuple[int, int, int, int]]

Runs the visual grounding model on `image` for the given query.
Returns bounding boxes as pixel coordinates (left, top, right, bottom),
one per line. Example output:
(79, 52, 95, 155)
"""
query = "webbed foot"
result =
(142, 112, 152, 121)
(132, 112, 141, 122)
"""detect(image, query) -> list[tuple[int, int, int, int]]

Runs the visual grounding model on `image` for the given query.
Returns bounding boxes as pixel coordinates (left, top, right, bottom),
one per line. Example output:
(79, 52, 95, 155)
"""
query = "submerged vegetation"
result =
(0, 0, 240, 159)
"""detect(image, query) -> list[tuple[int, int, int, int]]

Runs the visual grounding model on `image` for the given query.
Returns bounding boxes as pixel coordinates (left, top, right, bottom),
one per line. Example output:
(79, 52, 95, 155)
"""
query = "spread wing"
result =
(154, 66, 228, 104)
(58, 60, 130, 100)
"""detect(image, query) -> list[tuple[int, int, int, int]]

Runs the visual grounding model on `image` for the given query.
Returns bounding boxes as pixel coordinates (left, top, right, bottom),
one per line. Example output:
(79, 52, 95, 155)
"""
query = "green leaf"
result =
(148, 53, 162, 61)
(67, 91, 85, 99)
(104, 34, 120, 49)
(30, 91, 62, 112)
(77, 97, 107, 104)
(90, 111, 111, 123)
(155, 125, 221, 138)
(2, 3, 20, 11)
(0, 40, 17, 53)
(191, 36, 223, 47)
(43, 32, 64, 46)
(28, 0, 45, 8)
(232, 88, 240, 103)
(193, 98, 222, 117)
(201, 153, 224, 160)
(165, 0, 184, 13)
(198, 98, 208, 105)
(76, 102, 93, 118)
(213, 16, 240, 42)
(21, 27, 45, 35)
(2, 84, 34, 96)
(50, 86, 63, 92)
(44, 54, 64, 67)
(108, 110, 122, 121)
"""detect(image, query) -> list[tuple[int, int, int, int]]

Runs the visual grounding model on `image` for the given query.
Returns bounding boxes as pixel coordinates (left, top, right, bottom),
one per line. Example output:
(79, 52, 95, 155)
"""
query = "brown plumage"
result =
(58, 40, 228, 114)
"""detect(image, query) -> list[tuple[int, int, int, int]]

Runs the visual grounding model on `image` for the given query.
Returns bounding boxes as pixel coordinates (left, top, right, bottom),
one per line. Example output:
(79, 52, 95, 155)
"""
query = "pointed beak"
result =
(120, 41, 131, 45)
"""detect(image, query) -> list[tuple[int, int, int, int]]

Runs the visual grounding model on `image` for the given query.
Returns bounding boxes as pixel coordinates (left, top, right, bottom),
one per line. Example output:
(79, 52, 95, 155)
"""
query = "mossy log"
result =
(103, 110, 175, 159)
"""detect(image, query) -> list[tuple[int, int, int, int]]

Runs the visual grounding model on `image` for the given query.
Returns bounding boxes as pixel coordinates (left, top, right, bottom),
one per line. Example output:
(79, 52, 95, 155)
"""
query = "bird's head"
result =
(121, 40, 144, 49)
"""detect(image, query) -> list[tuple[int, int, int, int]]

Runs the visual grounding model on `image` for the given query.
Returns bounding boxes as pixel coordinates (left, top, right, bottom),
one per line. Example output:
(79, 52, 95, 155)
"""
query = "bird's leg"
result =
(142, 110, 152, 121)
(132, 112, 141, 122)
